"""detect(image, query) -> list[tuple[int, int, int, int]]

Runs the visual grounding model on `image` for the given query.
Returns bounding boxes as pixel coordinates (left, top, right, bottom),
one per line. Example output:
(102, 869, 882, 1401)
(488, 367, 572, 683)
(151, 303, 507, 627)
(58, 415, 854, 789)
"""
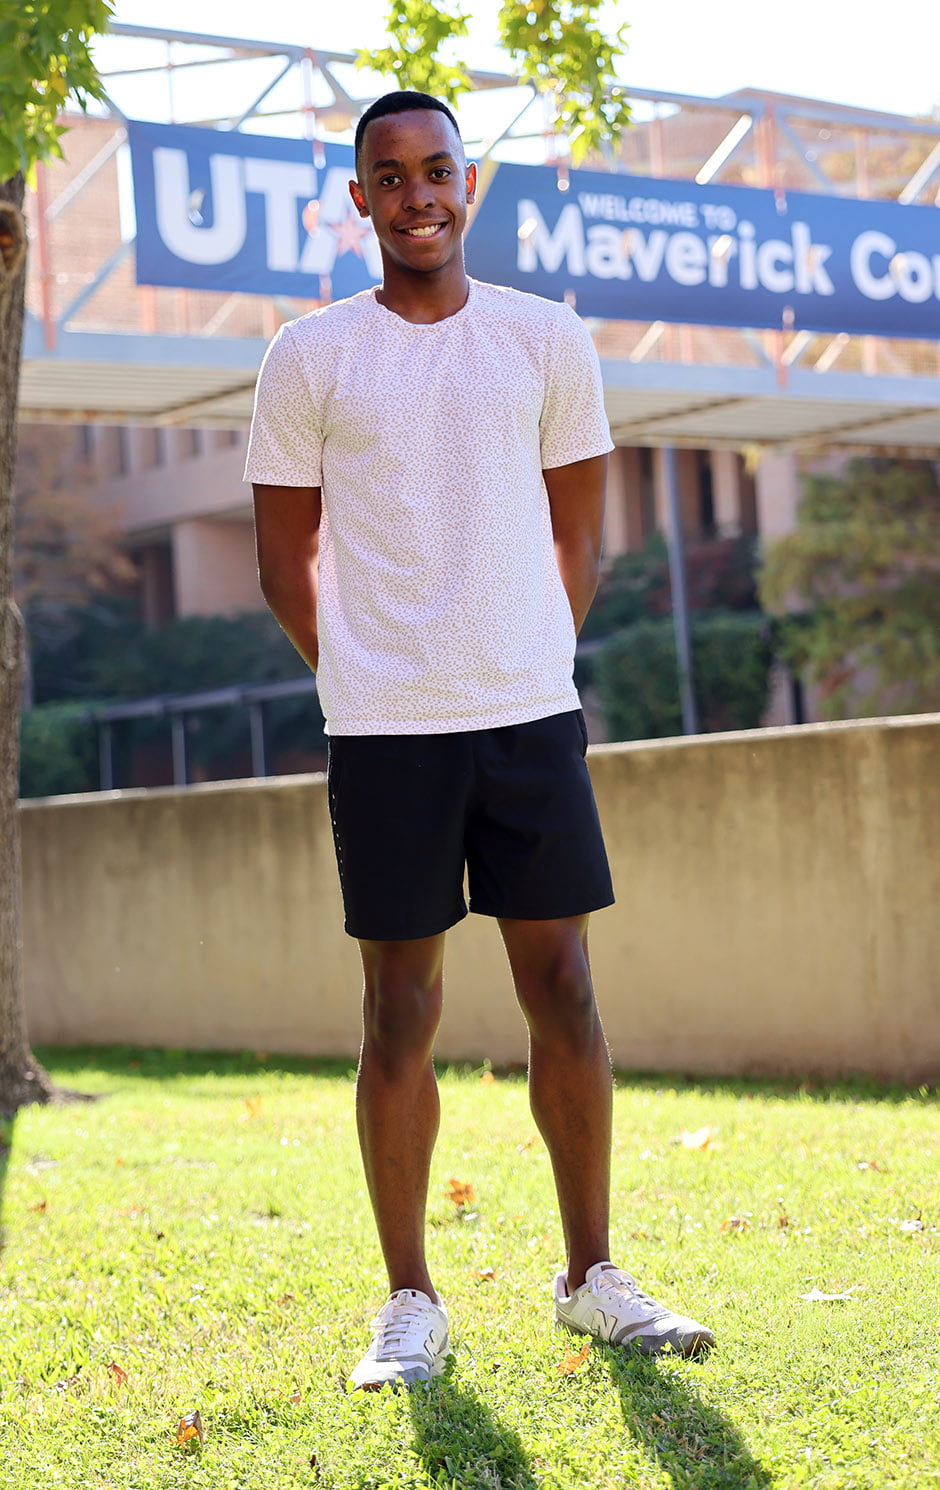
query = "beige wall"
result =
(755, 451, 802, 542)
(94, 432, 250, 534)
(20, 715, 940, 1081)
(172, 517, 261, 617)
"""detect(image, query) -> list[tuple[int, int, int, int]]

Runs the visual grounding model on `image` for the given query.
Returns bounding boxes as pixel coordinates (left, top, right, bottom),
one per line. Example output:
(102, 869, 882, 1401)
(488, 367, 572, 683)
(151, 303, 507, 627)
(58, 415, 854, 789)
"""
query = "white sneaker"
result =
(348, 1288, 451, 1391)
(554, 1262, 715, 1359)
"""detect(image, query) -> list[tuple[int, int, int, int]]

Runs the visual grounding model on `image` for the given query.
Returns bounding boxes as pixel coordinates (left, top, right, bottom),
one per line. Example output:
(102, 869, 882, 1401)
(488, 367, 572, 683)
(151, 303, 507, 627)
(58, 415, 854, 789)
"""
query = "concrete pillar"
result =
(138, 543, 175, 630)
(171, 518, 262, 618)
(710, 449, 742, 537)
(603, 446, 630, 558)
(603, 447, 650, 557)
(754, 453, 802, 543)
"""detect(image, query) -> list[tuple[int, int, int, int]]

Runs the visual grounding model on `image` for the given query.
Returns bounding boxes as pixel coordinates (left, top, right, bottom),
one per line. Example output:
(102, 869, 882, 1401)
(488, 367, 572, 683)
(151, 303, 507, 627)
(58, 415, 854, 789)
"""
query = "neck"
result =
(375, 258, 470, 325)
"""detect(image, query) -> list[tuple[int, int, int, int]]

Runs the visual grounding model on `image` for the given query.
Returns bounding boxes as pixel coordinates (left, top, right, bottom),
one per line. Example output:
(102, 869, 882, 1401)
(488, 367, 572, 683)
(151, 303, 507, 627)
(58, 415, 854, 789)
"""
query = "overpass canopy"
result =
(21, 319, 940, 457)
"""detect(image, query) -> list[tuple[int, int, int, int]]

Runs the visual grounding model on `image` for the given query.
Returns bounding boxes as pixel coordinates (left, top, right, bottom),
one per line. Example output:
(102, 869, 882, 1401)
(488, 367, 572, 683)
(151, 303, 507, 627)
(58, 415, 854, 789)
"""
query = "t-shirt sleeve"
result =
(243, 324, 323, 487)
(539, 305, 614, 471)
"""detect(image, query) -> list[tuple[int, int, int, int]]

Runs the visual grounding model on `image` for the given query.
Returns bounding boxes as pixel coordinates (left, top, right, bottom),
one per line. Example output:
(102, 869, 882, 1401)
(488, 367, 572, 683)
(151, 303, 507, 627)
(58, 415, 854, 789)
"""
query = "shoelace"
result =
(589, 1269, 663, 1318)
(371, 1297, 438, 1356)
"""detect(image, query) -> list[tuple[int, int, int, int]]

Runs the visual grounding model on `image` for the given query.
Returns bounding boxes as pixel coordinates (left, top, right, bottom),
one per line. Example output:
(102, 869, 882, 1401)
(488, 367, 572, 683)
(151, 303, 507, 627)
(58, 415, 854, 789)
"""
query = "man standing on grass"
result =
(246, 90, 714, 1390)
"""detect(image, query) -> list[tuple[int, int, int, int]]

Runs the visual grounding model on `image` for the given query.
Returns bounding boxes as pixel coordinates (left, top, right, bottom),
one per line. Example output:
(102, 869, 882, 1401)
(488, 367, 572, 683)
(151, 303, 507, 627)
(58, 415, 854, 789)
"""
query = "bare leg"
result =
(498, 915, 612, 1292)
(356, 934, 446, 1298)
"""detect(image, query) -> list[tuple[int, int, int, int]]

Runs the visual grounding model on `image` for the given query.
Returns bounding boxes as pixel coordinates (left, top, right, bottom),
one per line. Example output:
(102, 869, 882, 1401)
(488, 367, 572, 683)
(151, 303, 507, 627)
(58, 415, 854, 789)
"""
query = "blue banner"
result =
(129, 119, 940, 339)
(128, 120, 381, 302)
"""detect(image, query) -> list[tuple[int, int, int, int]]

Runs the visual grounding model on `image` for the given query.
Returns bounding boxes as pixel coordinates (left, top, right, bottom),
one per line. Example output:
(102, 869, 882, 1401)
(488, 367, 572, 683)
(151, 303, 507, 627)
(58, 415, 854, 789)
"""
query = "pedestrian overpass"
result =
(17, 22, 940, 739)
(19, 21, 940, 455)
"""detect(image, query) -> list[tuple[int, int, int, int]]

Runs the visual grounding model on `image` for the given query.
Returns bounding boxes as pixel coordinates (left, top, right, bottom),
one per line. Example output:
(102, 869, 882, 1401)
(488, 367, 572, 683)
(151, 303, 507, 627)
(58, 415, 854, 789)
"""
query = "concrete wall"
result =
(172, 517, 260, 617)
(20, 715, 940, 1081)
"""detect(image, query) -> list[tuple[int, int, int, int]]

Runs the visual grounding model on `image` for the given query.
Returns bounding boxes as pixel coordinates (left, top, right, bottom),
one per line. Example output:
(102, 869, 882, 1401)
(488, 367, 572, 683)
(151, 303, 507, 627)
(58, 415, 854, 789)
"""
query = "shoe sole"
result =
(348, 1347, 452, 1393)
(555, 1316, 715, 1361)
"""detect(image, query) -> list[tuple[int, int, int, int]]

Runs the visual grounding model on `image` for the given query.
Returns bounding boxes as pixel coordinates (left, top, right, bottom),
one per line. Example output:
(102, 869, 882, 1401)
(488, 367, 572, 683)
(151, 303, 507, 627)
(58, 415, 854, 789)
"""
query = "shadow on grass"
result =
(0, 1116, 12, 1256)
(34, 1045, 356, 1088)
(35, 1047, 937, 1107)
(605, 1349, 772, 1490)
(408, 1364, 537, 1490)
(450, 1065, 935, 1108)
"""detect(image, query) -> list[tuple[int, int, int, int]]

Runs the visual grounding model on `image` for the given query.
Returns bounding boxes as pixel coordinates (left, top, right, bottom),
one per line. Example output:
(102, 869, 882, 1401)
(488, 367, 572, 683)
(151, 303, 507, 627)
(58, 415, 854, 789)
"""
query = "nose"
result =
(403, 178, 434, 212)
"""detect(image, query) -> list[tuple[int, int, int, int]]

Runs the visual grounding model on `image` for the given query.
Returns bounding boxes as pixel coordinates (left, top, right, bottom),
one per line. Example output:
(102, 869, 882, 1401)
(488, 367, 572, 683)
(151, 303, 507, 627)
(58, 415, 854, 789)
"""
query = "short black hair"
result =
(354, 90, 461, 167)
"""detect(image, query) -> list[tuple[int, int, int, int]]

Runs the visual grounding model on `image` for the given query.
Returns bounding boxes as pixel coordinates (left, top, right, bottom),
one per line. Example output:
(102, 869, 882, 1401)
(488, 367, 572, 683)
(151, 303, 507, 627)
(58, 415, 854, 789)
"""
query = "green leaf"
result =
(759, 458, 940, 716)
(0, 0, 114, 179)
(357, 0, 632, 157)
(357, 1, 472, 103)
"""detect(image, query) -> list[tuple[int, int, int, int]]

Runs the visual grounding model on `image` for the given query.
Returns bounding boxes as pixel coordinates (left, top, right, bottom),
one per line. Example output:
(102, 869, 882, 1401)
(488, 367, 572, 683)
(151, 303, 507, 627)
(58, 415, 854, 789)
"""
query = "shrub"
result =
(26, 602, 325, 789)
(20, 700, 101, 798)
(595, 612, 774, 742)
(581, 532, 759, 641)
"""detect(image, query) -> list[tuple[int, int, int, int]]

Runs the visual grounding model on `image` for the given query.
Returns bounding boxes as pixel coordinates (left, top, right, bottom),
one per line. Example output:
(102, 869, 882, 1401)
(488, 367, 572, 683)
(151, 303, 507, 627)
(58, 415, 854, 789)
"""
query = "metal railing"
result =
(88, 674, 320, 789)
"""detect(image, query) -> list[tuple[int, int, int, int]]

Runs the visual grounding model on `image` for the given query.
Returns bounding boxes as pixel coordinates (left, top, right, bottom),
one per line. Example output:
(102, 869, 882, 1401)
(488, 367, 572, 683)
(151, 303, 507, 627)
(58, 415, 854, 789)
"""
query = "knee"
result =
(362, 959, 443, 1064)
(515, 949, 598, 1051)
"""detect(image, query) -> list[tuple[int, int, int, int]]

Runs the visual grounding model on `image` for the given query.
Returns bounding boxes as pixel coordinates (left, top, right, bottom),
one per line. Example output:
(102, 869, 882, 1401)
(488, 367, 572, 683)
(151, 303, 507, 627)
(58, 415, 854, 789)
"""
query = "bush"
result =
(26, 601, 325, 789)
(595, 612, 774, 742)
(580, 532, 759, 642)
(20, 700, 101, 798)
(30, 599, 310, 704)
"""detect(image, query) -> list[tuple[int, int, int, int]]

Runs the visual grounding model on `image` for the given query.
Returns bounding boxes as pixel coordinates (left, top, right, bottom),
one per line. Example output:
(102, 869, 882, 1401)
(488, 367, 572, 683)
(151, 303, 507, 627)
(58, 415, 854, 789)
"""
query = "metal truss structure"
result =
(19, 20, 940, 459)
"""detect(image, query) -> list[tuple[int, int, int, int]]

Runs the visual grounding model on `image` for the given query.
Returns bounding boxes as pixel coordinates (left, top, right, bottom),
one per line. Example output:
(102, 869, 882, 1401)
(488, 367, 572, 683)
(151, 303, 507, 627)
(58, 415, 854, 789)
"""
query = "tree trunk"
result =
(0, 173, 59, 1116)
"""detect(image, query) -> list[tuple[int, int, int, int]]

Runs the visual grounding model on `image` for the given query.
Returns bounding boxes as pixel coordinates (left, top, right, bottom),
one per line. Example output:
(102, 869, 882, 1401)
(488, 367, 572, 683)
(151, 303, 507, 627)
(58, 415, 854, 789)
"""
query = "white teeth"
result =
(406, 224, 443, 237)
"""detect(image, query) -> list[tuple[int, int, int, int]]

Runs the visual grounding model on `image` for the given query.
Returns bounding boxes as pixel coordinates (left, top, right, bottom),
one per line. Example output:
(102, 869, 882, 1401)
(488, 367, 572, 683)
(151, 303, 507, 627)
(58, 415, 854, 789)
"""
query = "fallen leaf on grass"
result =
(115, 1156, 125, 1167)
(677, 1126, 718, 1151)
(480, 1071, 495, 1085)
(175, 1410, 205, 1449)
(856, 1159, 888, 1172)
(557, 1340, 591, 1375)
(29, 1200, 47, 1214)
(288, 1392, 302, 1405)
(107, 1361, 130, 1388)
(799, 1287, 860, 1302)
(720, 1216, 750, 1233)
(445, 1178, 475, 1210)
(241, 1097, 263, 1120)
(472, 1266, 497, 1283)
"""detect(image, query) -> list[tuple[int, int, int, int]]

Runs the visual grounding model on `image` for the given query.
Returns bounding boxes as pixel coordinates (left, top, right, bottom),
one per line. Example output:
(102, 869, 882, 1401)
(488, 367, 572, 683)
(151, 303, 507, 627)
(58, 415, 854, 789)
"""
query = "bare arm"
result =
(543, 453, 608, 636)
(252, 483, 322, 673)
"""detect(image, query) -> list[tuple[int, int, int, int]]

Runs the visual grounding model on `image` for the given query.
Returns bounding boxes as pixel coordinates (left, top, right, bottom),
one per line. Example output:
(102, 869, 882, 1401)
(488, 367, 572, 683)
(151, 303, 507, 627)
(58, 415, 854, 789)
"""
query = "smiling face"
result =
(349, 109, 477, 281)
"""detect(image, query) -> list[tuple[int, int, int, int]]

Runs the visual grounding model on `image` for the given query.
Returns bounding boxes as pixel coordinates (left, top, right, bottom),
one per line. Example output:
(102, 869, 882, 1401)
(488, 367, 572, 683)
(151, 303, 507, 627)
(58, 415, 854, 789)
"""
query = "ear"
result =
(465, 161, 477, 205)
(349, 178, 369, 219)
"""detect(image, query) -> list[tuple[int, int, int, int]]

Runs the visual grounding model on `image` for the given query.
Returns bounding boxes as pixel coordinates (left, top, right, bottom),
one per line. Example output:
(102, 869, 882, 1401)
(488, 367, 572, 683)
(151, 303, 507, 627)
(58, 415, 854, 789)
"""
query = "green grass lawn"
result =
(0, 1049, 937, 1489)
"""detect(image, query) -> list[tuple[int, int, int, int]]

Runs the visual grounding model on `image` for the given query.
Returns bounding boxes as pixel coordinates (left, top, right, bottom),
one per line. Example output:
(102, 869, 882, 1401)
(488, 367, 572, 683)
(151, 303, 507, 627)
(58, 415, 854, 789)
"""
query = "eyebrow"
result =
(370, 151, 457, 173)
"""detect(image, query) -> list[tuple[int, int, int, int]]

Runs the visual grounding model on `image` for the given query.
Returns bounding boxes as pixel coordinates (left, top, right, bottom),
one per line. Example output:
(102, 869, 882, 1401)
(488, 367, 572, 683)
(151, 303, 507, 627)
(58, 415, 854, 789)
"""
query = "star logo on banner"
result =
(326, 210, 372, 258)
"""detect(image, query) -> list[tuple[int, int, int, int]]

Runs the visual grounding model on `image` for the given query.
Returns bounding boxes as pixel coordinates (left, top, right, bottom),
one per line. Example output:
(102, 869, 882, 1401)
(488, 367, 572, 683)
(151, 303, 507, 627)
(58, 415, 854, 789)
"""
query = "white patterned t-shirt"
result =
(244, 278, 613, 735)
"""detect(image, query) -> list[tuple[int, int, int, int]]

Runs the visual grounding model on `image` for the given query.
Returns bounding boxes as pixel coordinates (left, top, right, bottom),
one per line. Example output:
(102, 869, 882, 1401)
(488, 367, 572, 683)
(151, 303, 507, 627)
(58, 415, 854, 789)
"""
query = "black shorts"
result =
(327, 709, 614, 941)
